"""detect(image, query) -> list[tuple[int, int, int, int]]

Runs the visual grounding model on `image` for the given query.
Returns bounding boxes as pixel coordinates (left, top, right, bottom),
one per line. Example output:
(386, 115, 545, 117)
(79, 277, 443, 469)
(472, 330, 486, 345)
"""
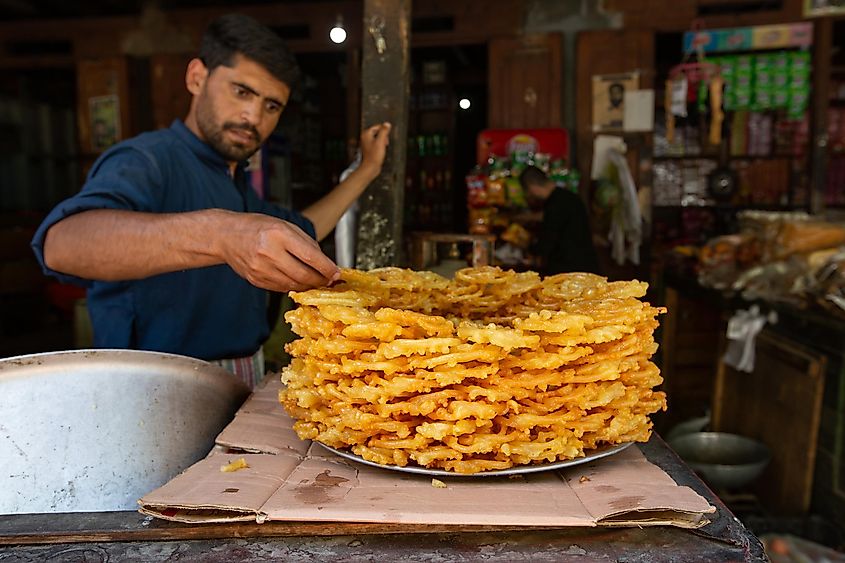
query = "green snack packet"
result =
(720, 56, 737, 111)
(505, 177, 528, 208)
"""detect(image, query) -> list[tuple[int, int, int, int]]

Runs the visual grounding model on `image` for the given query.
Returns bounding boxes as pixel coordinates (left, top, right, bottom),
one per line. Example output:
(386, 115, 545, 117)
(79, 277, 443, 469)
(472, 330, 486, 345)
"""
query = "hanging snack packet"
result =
(504, 177, 528, 209)
(752, 53, 773, 111)
(719, 56, 737, 111)
(734, 55, 753, 111)
(772, 51, 790, 108)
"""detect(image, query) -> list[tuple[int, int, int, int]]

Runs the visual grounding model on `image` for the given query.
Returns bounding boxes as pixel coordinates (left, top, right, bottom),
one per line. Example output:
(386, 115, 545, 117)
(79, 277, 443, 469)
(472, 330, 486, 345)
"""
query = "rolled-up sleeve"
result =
(31, 147, 162, 286)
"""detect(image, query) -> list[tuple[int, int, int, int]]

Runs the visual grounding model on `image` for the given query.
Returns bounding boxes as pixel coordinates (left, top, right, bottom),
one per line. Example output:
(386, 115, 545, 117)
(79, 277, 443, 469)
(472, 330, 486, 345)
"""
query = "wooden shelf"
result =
(653, 203, 796, 211)
(652, 154, 801, 161)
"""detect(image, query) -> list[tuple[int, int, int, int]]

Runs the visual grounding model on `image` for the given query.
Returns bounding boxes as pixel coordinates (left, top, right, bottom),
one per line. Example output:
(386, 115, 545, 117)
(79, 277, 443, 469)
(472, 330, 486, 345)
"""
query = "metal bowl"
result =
(668, 432, 771, 490)
(0, 349, 250, 514)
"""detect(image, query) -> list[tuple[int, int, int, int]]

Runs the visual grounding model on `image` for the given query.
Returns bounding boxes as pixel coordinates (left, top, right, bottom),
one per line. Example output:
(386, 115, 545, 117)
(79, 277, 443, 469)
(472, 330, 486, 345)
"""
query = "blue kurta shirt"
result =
(31, 120, 315, 361)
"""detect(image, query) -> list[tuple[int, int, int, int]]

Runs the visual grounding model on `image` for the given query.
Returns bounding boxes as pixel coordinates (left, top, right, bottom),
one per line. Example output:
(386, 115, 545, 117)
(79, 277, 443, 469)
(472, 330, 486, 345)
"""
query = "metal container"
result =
(0, 349, 250, 514)
(668, 432, 771, 490)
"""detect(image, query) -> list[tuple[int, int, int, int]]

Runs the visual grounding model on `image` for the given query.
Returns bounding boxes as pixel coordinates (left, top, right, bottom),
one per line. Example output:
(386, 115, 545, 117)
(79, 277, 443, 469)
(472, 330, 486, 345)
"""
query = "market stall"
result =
(0, 381, 764, 562)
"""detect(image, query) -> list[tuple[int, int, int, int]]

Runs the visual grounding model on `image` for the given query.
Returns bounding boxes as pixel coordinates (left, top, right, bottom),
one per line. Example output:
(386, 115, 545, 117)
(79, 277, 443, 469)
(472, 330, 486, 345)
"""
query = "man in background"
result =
(519, 165, 600, 275)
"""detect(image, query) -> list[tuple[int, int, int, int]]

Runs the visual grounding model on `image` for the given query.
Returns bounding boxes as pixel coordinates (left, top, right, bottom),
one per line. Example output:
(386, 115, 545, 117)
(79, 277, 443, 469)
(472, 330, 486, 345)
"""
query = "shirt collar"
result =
(169, 119, 247, 175)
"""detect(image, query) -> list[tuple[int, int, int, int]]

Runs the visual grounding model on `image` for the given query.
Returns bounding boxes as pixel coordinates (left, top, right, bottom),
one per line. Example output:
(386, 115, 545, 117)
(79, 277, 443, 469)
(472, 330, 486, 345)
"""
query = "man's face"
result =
(609, 84, 624, 107)
(525, 183, 548, 209)
(193, 54, 290, 162)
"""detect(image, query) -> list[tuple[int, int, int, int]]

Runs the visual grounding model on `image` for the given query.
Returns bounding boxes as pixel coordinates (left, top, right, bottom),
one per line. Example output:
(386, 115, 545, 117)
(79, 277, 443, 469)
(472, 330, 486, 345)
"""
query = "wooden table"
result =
(0, 435, 766, 562)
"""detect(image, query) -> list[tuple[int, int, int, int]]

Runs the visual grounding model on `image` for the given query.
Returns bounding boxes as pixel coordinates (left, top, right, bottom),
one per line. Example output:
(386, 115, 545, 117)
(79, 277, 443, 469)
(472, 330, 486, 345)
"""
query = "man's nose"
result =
(240, 99, 263, 124)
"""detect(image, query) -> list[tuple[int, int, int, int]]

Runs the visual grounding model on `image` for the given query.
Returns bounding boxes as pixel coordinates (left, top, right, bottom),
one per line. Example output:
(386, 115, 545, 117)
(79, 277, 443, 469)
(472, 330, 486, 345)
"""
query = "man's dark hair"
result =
(199, 13, 300, 89)
(519, 165, 549, 190)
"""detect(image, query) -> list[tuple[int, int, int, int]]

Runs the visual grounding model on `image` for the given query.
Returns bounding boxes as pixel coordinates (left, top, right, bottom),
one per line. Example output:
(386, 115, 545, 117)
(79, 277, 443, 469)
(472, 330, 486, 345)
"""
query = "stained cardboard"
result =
(139, 376, 715, 528)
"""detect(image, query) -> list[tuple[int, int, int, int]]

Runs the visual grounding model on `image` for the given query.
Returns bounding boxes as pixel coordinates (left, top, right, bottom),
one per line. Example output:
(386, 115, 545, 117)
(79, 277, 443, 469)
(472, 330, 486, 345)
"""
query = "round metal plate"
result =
(316, 441, 634, 477)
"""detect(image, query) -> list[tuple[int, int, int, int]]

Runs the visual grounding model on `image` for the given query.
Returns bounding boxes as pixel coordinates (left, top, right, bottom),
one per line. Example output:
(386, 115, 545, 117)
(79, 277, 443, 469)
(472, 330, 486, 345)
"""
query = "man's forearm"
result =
(302, 165, 379, 240)
(43, 209, 232, 280)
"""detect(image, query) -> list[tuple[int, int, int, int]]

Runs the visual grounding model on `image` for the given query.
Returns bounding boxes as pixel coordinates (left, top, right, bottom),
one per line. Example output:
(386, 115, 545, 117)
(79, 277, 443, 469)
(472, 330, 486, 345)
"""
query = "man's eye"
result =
(265, 102, 281, 114)
(233, 85, 249, 97)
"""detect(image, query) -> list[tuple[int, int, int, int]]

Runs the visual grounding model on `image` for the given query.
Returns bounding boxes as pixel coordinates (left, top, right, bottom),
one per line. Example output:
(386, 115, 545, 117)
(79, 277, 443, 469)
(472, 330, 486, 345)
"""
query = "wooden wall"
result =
(605, 0, 805, 30)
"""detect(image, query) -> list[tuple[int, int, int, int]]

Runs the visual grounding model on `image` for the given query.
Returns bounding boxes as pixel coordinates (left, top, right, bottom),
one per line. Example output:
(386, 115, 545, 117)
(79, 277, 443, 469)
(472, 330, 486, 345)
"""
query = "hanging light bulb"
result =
(459, 98, 471, 110)
(330, 15, 347, 44)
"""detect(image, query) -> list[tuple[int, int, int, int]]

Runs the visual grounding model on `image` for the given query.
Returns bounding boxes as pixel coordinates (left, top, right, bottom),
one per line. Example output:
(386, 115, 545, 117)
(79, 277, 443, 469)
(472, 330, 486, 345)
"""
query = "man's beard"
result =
(196, 100, 262, 162)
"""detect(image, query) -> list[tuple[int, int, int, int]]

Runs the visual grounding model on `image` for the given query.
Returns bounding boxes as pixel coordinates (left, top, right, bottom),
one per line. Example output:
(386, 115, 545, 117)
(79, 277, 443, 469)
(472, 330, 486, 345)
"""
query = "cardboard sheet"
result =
(139, 377, 716, 528)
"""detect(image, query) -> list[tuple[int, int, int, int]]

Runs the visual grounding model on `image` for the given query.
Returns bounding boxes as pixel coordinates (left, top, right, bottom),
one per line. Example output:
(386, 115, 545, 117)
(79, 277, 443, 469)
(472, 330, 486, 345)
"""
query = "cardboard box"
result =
(139, 377, 715, 528)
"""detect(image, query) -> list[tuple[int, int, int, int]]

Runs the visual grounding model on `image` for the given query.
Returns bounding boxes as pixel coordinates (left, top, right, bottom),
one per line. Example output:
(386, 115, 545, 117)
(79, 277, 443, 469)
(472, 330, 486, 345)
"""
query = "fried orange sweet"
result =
(279, 266, 667, 473)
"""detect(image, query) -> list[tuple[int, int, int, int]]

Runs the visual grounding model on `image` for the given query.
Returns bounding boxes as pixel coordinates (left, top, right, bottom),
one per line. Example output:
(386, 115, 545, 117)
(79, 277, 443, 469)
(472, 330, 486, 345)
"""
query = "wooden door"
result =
(488, 33, 562, 129)
(76, 56, 155, 164)
(150, 53, 193, 131)
(574, 29, 654, 191)
(713, 329, 826, 514)
(658, 287, 723, 432)
(76, 57, 134, 156)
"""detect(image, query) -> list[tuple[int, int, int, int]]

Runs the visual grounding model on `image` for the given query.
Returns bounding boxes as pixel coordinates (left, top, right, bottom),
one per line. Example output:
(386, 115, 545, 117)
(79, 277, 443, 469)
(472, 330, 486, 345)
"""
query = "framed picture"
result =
(804, 0, 845, 17)
(592, 72, 640, 132)
(89, 94, 121, 152)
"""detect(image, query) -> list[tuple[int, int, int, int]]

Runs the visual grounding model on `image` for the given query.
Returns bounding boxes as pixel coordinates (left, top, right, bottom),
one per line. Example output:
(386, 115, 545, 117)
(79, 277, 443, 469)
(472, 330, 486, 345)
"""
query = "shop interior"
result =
(3, 0, 845, 559)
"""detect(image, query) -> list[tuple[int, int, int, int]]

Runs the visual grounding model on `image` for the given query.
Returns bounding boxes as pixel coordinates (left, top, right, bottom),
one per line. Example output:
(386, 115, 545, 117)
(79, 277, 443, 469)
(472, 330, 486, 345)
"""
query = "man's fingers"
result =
(364, 122, 392, 140)
(245, 218, 339, 290)
(287, 230, 339, 281)
(278, 249, 336, 288)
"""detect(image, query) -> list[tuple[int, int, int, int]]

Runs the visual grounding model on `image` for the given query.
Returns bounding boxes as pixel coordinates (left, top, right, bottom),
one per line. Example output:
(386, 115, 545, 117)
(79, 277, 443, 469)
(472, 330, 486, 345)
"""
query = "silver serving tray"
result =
(0, 349, 250, 514)
(317, 441, 634, 477)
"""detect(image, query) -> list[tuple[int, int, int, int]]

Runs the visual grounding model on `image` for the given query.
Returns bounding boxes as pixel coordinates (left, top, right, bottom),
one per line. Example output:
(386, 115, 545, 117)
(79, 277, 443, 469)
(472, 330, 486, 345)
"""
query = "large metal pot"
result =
(0, 349, 250, 514)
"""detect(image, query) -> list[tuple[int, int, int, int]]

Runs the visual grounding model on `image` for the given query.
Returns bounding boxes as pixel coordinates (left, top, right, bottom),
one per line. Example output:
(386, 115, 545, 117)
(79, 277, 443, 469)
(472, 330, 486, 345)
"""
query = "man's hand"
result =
(358, 122, 392, 180)
(221, 212, 340, 292)
(302, 122, 393, 241)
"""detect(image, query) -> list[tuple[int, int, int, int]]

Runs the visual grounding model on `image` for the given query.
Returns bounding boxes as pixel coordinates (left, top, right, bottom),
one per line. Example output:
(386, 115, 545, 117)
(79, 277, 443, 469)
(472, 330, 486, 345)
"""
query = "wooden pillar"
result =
(810, 17, 832, 215)
(355, 0, 410, 269)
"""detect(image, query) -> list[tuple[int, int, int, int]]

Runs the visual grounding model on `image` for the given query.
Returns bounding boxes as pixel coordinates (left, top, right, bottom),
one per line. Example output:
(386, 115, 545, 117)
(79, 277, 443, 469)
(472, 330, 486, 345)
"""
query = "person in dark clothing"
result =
(519, 165, 600, 275)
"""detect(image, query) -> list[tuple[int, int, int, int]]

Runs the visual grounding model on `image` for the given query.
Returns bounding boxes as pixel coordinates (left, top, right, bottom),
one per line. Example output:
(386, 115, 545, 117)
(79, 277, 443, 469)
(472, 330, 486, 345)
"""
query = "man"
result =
(31, 14, 391, 386)
(519, 165, 600, 275)
(608, 82, 625, 110)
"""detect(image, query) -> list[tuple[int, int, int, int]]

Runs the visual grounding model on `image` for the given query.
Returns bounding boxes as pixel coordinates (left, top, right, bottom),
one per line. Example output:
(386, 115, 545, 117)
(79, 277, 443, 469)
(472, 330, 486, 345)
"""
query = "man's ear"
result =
(185, 58, 208, 96)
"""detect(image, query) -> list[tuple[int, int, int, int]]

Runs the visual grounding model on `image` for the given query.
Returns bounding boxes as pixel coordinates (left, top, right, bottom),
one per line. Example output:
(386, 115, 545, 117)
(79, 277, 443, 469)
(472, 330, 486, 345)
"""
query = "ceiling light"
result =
(459, 98, 471, 110)
(330, 15, 347, 44)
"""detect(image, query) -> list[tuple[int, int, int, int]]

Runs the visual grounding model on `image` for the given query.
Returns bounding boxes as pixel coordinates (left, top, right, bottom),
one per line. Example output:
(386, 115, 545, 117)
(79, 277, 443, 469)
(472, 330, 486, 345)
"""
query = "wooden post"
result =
(355, 0, 410, 269)
(810, 17, 832, 215)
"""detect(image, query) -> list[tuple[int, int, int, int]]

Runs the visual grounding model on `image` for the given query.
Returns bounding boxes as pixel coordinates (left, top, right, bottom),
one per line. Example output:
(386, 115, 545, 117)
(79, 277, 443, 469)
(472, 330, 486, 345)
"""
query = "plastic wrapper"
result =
(698, 234, 746, 290)
(486, 177, 506, 206)
(793, 248, 845, 315)
(734, 56, 753, 110)
(504, 177, 528, 208)
(788, 51, 811, 118)
(774, 221, 845, 259)
(719, 56, 737, 112)
(698, 211, 845, 313)
(752, 54, 773, 111)
(466, 172, 488, 208)
(731, 257, 807, 306)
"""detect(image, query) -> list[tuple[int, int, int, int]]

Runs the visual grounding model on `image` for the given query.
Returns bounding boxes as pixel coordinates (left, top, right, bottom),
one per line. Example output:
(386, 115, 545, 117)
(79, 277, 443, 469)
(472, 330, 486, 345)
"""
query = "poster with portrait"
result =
(592, 72, 639, 132)
(89, 95, 121, 152)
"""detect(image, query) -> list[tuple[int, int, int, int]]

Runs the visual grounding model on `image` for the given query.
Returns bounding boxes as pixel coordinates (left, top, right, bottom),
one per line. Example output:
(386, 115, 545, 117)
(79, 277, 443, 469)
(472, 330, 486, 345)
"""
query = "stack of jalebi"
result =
(279, 266, 667, 474)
